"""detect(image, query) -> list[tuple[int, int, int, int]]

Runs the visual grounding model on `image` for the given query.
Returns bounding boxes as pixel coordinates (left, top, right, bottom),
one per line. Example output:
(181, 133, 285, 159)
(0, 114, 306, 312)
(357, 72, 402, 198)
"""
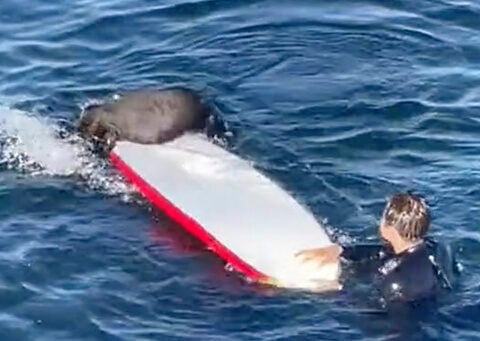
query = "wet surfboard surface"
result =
(110, 133, 339, 289)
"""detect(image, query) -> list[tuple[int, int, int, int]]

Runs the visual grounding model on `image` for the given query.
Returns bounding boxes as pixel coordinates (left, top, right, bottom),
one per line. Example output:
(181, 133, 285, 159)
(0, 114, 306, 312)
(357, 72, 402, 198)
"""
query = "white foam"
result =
(0, 104, 135, 200)
(0, 107, 83, 175)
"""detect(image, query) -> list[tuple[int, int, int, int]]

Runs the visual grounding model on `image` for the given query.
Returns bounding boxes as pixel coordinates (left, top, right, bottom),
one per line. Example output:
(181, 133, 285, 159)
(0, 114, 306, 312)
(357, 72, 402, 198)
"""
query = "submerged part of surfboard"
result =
(109, 133, 340, 290)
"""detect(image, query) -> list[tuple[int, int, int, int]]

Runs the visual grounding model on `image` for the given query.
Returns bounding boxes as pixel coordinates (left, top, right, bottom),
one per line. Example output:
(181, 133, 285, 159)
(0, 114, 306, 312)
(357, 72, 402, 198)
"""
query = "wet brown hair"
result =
(380, 193, 430, 241)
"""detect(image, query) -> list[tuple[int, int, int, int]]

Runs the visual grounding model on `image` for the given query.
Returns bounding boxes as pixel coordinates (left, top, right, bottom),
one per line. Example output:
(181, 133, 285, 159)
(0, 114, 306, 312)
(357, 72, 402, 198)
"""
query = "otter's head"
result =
(78, 104, 118, 156)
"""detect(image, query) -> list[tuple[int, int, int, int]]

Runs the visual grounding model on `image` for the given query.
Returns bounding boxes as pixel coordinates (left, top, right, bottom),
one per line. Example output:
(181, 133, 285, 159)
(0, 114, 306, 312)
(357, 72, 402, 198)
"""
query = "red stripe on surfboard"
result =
(109, 151, 269, 283)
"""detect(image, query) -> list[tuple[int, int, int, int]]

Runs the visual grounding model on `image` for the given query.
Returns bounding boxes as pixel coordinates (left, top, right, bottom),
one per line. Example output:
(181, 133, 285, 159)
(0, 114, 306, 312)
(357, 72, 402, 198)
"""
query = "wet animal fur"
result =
(78, 88, 220, 155)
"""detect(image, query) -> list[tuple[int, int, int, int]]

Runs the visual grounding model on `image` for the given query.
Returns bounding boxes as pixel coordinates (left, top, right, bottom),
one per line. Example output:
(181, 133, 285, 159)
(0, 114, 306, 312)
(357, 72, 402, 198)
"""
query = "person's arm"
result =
(340, 243, 386, 262)
(294, 243, 389, 268)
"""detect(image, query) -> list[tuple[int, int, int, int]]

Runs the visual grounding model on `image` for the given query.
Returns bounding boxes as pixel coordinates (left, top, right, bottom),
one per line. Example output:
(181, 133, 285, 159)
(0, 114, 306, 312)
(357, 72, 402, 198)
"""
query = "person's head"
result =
(379, 193, 430, 246)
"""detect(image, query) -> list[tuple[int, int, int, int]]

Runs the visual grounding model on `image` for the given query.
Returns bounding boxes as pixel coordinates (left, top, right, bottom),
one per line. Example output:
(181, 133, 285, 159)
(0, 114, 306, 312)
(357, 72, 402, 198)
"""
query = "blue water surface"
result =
(0, 0, 479, 340)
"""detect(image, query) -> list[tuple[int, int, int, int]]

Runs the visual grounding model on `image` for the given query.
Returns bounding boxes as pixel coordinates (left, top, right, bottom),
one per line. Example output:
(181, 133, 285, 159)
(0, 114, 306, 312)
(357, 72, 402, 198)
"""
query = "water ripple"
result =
(0, 0, 478, 340)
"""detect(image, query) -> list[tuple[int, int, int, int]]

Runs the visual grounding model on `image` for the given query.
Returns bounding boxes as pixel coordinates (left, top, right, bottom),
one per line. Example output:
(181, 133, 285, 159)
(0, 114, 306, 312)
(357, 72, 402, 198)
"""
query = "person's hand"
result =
(294, 243, 343, 266)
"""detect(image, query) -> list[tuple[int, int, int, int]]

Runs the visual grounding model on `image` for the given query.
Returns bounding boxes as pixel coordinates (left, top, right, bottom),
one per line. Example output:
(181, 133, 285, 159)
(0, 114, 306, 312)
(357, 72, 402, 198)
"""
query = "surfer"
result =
(295, 192, 459, 303)
(78, 87, 226, 155)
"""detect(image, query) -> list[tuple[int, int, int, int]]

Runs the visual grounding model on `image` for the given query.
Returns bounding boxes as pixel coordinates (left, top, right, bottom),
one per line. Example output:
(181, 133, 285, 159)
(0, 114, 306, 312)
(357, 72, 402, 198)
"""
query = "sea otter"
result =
(78, 87, 223, 155)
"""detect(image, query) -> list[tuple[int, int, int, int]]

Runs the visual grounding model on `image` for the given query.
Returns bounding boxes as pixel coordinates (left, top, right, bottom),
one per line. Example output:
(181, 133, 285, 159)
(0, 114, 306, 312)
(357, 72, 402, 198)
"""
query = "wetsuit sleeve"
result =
(340, 244, 385, 262)
(425, 238, 460, 290)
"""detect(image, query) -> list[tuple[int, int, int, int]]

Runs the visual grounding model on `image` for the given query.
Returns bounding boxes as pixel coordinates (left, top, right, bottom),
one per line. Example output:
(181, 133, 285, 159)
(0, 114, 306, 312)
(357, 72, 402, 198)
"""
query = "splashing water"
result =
(0, 104, 136, 200)
(0, 106, 84, 175)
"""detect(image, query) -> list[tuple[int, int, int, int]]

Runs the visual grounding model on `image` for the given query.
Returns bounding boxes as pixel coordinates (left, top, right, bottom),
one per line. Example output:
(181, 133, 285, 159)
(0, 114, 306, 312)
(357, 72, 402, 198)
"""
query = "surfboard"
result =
(109, 133, 340, 290)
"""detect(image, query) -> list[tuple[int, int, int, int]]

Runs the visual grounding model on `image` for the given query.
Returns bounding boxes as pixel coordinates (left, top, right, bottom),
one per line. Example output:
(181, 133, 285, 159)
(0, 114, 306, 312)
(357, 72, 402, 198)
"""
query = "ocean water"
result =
(0, 0, 479, 340)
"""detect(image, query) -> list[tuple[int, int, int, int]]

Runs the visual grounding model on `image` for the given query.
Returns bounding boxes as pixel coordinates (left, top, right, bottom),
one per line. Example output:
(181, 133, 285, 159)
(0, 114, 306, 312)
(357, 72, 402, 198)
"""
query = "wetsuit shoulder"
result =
(380, 243, 437, 302)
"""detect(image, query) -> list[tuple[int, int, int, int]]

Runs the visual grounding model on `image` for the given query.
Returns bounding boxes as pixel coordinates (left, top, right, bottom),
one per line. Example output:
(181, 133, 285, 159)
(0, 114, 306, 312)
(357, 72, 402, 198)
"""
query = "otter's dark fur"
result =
(78, 88, 218, 154)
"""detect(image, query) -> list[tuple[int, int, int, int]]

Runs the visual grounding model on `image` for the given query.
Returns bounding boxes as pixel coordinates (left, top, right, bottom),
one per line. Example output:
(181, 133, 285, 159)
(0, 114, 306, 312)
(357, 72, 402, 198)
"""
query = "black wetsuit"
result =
(339, 238, 458, 303)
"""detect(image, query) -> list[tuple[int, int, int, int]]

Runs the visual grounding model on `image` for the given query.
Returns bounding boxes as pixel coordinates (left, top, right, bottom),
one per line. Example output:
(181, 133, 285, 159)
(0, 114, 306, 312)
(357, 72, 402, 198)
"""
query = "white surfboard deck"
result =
(110, 133, 340, 290)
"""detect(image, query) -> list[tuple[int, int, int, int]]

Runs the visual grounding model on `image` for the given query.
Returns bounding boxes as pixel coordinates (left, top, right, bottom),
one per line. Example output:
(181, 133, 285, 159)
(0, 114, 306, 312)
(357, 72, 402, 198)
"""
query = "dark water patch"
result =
(422, 2, 480, 32)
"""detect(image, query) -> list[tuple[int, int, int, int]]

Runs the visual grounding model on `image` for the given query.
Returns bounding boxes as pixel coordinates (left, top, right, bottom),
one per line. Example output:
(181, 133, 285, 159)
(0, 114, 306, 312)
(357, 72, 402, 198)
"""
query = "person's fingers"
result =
(294, 249, 313, 259)
(294, 243, 342, 264)
(295, 250, 327, 263)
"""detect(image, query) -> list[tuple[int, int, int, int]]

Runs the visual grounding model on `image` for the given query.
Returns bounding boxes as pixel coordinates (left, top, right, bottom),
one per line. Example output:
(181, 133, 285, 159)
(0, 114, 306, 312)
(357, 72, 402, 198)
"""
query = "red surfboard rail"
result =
(109, 151, 272, 284)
